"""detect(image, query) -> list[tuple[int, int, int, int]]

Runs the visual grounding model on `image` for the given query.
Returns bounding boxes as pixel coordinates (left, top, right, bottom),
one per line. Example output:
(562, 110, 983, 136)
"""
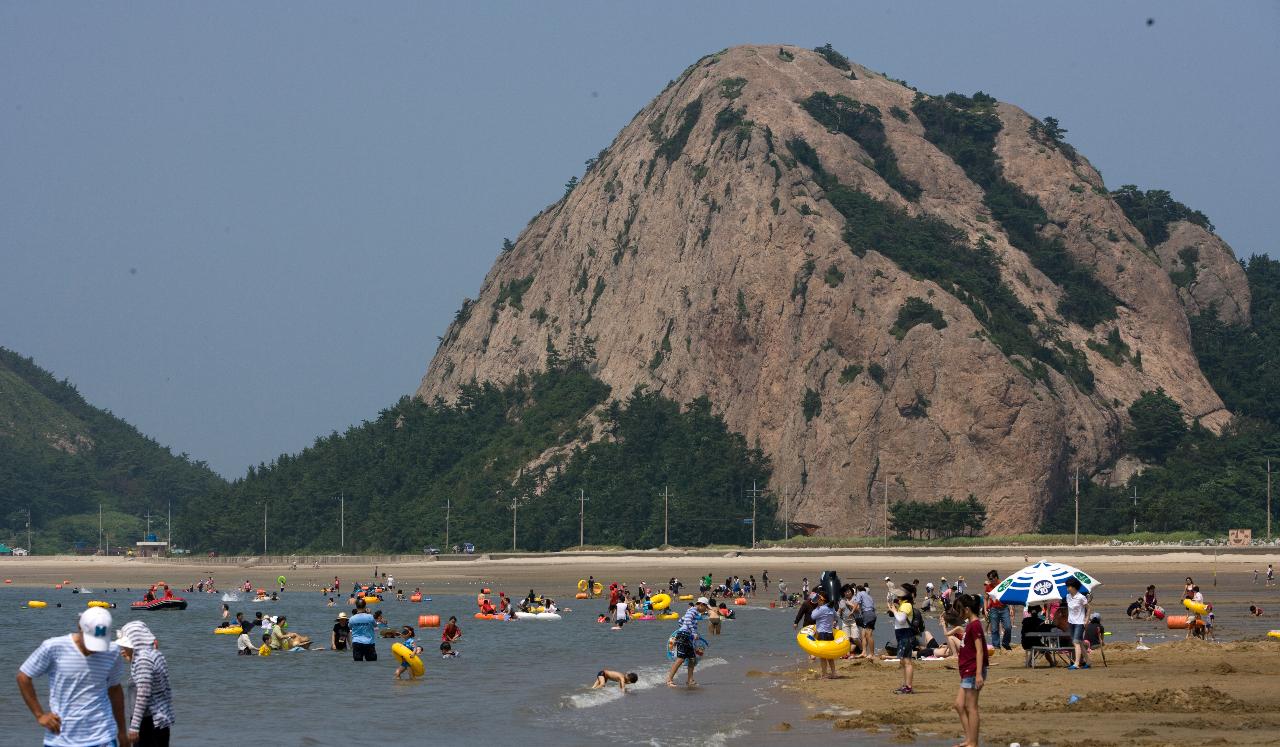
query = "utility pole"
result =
(144, 511, 153, 538)
(99, 504, 103, 555)
(745, 481, 760, 548)
(663, 486, 670, 547)
(167, 501, 171, 550)
(263, 504, 268, 556)
(883, 479, 889, 548)
(783, 483, 789, 541)
(26, 507, 32, 555)
(1074, 467, 1080, 546)
(1267, 459, 1273, 542)
(337, 493, 345, 550)
(510, 494, 519, 551)
(1132, 484, 1138, 534)
(578, 489, 588, 549)
(444, 497, 450, 550)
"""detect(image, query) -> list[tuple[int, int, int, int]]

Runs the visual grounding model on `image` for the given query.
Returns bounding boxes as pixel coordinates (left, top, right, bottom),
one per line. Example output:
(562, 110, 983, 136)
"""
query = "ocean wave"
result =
(221, 592, 240, 602)
(564, 657, 727, 709)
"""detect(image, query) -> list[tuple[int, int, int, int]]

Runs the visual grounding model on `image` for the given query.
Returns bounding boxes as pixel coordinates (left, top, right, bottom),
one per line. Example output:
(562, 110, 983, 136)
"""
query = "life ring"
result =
(577, 579, 589, 592)
(1268, 630, 1280, 640)
(27, 600, 47, 609)
(657, 612, 679, 620)
(796, 625, 851, 659)
(87, 600, 110, 609)
(215, 626, 243, 635)
(592, 582, 603, 596)
(678, 594, 693, 601)
(1183, 599, 1209, 615)
(277, 576, 287, 586)
(532, 606, 545, 613)
(575, 592, 589, 599)
(363, 596, 380, 604)
(391, 642, 425, 677)
(650, 593, 672, 611)
(734, 597, 747, 605)
(409, 593, 423, 603)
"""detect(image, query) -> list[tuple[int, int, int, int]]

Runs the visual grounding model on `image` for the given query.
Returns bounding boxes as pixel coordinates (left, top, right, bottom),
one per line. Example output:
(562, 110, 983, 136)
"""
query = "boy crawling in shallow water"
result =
(591, 669, 638, 692)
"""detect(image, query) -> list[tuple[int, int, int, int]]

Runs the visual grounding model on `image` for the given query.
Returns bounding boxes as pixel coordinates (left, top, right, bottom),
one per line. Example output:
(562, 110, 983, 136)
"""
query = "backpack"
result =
(911, 606, 925, 635)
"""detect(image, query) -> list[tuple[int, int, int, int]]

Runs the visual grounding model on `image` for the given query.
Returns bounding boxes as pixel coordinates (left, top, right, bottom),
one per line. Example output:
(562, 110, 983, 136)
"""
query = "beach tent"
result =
(988, 560, 1100, 606)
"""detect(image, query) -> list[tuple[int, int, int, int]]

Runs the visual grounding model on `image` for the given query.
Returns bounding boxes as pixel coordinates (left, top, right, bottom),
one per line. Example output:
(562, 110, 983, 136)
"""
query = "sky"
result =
(2, 2, 1277, 478)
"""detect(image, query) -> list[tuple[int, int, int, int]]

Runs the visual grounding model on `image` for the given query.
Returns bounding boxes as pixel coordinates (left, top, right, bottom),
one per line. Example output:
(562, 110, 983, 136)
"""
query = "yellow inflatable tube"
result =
(363, 596, 380, 604)
(577, 579, 588, 592)
(1268, 630, 1280, 640)
(87, 600, 110, 609)
(796, 625, 851, 660)
(1183, 598, 1209, 615)
(650, 593, 672, 611)
(592, 582, 603, 596)
(215, 626, 243, 635)
(678, 594, 693, 601)
(657, 612, 679, 620)
(27, 600, 47, 609)
(392, 642, 424, 677)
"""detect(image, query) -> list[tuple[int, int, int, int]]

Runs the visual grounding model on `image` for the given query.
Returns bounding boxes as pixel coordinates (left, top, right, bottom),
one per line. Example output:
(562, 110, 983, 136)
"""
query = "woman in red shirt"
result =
(953, 594, 987, 747)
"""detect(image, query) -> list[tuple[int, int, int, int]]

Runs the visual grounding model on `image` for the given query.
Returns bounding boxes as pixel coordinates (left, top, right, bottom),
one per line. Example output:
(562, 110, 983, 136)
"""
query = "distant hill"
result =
(418, 44, 1256, 534)
(0, 347, 225, 553)
(180, 362, 771, 554)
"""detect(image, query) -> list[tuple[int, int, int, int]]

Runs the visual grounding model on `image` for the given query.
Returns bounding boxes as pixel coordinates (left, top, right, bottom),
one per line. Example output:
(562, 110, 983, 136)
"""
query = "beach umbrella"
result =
(987, 560, 1100, 606)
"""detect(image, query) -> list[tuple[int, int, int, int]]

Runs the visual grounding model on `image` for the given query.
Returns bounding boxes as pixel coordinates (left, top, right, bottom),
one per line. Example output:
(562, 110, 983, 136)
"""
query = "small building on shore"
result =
(135, 540, 169, 558)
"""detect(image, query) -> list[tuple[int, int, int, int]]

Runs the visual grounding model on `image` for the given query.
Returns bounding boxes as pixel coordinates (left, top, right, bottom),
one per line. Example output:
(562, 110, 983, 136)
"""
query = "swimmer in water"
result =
(394, 627, 422, 679)
(440, 641, 459, 658)
(591, 670, 638, 692)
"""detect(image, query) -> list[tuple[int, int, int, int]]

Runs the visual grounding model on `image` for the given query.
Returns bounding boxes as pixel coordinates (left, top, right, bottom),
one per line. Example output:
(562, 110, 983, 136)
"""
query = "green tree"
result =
(1126, 389, 1188, 462)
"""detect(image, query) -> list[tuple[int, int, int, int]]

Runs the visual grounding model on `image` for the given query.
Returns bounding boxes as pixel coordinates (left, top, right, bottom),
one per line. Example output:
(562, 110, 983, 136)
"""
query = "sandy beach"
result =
(788, 639, 1280, 745)
(6, 549, 1280, 744)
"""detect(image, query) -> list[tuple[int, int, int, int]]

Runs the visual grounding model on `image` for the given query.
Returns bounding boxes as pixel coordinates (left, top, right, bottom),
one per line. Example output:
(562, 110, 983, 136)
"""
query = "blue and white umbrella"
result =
(987, 560, 1101, 606)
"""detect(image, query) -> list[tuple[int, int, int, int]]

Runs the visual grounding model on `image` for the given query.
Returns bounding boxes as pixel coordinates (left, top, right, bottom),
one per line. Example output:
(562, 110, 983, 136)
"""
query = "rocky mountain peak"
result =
(416, 44, 1248, 534)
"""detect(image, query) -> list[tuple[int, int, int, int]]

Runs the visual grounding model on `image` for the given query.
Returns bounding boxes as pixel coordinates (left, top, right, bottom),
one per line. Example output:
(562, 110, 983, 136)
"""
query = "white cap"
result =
(79, 607, 113, 652)
(696, 597, 710, 606)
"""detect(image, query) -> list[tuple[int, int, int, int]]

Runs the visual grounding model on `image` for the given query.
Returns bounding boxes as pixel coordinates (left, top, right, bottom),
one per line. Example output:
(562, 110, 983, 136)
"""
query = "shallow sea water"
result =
(1, 585, 918, 746)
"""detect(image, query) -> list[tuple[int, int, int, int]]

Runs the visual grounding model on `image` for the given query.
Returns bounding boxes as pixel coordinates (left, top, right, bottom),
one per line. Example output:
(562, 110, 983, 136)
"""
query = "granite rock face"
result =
(416, 45, 1246, 535)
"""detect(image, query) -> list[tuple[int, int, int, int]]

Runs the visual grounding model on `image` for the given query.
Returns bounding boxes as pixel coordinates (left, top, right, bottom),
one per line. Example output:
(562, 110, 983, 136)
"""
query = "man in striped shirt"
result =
(665, 597, 710, 688)
(17, 607, 128, 747)
(116, 621, 174, 746)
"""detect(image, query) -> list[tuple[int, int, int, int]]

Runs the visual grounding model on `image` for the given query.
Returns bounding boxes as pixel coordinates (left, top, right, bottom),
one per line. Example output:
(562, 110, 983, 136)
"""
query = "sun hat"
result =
(883, 576, 891, 582)
(696, 597, 710, 605)
(79, 607, 113, 652)
(115, 620, 155, 650)
(337, 612, 348, 620)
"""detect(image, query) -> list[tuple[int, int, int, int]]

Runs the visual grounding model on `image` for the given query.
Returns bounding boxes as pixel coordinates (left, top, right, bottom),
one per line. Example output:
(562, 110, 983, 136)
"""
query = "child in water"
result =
(257, 633, 271, 657)
(591, 670, 638, 692)
(440, 642, 459, 658)
(395, 626, 422, 679)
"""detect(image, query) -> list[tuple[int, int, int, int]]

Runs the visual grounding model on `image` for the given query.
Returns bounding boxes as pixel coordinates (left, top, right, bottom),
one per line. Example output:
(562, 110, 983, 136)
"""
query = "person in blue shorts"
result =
(665, 598, 710, 687)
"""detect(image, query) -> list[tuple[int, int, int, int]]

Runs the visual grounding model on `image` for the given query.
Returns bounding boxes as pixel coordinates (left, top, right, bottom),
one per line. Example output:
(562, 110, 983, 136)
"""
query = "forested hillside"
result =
(1044, 254, 1280, 533)
(0, 347, 225, 552)
(182, 362, 772, 553)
